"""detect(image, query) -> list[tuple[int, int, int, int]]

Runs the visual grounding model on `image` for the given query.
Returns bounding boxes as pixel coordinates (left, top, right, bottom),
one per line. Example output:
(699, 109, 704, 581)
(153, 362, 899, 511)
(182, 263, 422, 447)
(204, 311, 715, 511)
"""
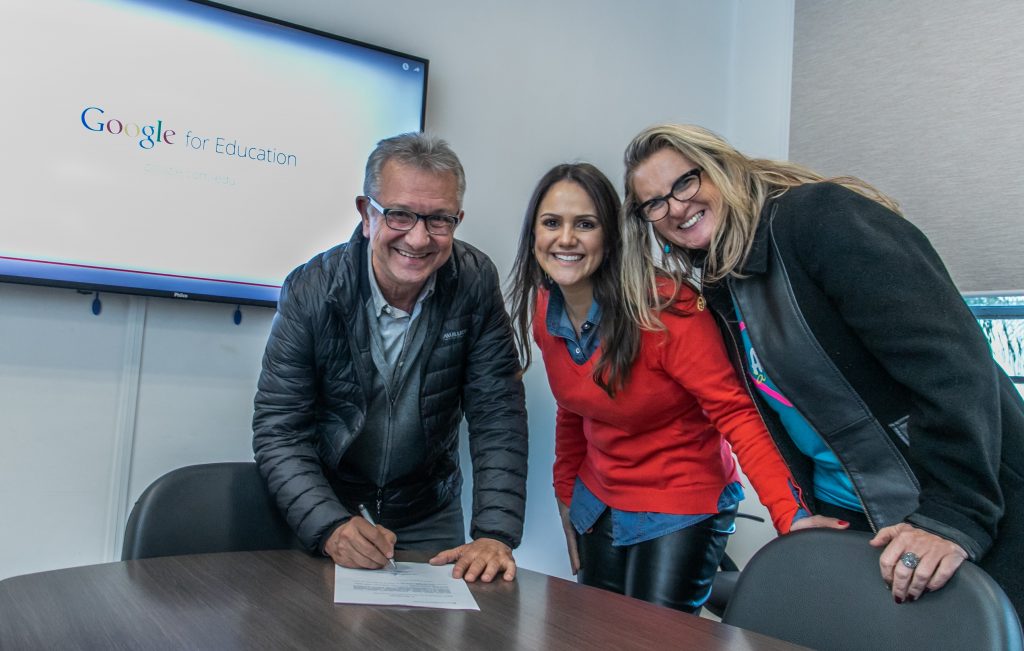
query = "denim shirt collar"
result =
(545, 285, 602, 363)
(546, 286, 600, 331)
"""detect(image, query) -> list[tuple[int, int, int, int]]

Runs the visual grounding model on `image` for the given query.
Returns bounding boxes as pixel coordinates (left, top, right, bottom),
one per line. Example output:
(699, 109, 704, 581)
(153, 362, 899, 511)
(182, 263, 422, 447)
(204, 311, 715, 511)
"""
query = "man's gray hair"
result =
(363, 132, 466, 204)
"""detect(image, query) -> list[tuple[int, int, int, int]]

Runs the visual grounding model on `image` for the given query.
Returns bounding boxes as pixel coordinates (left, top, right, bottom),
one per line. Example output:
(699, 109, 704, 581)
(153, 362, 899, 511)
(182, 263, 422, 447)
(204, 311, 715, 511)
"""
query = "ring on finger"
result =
(900, 551, 921, 570)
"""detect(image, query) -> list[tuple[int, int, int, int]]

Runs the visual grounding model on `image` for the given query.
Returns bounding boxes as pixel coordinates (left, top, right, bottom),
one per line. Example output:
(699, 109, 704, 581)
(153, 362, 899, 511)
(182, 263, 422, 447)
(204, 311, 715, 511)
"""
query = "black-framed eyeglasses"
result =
(366, 196, 461, 235)
(636, 167, 703, 222)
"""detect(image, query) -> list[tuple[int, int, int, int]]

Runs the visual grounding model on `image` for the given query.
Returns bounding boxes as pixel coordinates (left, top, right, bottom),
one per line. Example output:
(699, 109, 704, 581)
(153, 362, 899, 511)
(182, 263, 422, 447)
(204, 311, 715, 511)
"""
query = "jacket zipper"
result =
(376, 343, 413, 520)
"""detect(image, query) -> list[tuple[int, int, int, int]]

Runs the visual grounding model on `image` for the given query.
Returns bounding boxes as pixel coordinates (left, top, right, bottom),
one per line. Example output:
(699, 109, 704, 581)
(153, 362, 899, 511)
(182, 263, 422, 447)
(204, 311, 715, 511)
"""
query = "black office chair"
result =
(122, 462, 303, 560)
(723, 528, 1023, 651)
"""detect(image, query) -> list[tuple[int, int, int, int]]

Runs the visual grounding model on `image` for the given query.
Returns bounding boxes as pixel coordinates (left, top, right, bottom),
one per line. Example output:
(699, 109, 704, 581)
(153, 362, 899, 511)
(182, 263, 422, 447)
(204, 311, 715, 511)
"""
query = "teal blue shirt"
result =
(733, 300, 863, 512)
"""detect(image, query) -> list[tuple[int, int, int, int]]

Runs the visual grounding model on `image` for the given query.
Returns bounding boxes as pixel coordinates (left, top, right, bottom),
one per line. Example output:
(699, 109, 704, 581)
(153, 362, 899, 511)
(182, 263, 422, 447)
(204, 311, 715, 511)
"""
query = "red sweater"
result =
(535, 286, 802, 534)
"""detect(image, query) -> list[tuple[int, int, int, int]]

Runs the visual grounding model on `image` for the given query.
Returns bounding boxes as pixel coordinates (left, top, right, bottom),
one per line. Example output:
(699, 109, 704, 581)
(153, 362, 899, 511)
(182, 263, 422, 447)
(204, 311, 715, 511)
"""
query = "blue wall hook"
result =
(91, 292, 102, 316)
(233, 305, 242, 325)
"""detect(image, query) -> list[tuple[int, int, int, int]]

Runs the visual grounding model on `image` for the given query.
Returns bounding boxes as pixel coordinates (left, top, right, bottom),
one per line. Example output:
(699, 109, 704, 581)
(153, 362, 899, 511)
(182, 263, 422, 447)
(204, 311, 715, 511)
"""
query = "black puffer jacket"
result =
(253, 227, 528, 552)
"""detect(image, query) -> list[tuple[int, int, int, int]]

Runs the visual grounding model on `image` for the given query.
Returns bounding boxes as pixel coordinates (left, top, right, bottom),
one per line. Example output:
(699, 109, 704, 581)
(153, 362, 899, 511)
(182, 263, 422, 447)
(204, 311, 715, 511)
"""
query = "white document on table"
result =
(333, 562, 480, 611)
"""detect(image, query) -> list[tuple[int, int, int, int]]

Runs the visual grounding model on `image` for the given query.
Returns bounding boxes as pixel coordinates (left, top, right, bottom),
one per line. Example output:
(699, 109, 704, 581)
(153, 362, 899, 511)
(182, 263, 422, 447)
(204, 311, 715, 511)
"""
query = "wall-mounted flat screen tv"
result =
(0, 0, 427, 307)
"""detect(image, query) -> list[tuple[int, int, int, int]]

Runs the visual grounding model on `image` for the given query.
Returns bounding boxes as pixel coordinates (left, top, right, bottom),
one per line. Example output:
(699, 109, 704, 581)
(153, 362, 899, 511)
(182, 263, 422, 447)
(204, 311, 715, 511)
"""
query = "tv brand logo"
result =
(80, 106, 175, 150)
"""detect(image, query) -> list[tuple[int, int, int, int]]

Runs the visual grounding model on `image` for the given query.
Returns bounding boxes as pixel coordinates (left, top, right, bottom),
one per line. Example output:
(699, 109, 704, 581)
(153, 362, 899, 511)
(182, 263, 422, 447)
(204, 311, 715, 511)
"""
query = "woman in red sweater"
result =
(508, 163, 843, 613)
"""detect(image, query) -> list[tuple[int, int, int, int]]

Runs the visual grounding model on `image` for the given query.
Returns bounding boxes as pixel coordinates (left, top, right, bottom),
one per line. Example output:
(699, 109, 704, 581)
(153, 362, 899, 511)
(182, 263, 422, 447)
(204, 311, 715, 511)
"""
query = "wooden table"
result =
(0, 550, 805, 650)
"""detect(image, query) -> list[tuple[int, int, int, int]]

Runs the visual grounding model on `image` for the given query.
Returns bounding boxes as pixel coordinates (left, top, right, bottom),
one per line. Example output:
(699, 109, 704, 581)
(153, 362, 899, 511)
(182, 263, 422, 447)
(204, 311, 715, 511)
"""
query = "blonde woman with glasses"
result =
(620, 123, 1023, 614)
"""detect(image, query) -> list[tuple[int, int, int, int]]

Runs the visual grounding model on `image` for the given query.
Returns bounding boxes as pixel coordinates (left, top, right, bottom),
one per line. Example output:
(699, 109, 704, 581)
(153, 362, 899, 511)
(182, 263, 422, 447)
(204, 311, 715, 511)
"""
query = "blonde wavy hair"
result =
(619, 124, 900, 329)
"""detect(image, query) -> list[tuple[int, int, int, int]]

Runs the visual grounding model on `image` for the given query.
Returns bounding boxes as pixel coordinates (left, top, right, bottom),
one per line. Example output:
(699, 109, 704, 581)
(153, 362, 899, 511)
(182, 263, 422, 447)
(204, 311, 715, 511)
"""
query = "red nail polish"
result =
(895, 597, 903, 604)
(837, 520, 849, 526)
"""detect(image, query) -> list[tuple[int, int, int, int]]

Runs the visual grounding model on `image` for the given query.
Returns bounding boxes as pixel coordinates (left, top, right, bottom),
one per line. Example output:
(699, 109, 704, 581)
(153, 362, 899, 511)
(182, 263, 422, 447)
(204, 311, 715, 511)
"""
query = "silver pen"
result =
(358, 503, 399, 572)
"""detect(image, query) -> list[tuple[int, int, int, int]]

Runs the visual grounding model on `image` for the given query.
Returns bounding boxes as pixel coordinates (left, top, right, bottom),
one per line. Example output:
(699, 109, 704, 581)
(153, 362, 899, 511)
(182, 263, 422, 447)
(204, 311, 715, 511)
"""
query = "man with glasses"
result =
(253, 133, 527, 583)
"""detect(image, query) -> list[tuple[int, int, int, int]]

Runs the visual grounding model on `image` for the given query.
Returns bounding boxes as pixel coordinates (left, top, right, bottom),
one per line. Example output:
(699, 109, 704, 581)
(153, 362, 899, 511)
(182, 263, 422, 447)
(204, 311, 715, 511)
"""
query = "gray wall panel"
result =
(791, 0, 1024, 291)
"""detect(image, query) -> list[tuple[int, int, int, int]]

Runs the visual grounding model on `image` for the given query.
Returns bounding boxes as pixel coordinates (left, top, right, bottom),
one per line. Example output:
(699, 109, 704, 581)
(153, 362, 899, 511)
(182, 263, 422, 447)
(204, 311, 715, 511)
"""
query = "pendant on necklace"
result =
(696, 295, 706, 312)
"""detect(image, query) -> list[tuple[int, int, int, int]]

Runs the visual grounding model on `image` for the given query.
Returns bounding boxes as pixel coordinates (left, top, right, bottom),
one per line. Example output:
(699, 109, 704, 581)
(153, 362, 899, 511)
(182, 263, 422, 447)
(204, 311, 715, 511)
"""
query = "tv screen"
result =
(0, 0, 427, 306)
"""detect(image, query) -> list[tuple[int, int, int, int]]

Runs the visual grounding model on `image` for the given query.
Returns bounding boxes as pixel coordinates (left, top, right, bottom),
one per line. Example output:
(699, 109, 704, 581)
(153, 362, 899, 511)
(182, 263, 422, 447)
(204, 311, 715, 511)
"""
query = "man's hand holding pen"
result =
(323, 505, 398, 571)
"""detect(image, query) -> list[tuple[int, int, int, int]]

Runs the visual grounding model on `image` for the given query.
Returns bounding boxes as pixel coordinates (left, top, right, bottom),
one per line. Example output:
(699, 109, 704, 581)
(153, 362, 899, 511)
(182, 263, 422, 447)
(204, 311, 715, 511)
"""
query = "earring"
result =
(663, 243, 672, 254)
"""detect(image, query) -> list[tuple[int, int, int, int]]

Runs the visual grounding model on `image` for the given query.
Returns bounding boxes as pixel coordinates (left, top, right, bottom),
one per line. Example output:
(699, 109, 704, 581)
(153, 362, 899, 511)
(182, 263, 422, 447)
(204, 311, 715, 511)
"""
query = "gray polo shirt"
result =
(365, 247, 435, 378)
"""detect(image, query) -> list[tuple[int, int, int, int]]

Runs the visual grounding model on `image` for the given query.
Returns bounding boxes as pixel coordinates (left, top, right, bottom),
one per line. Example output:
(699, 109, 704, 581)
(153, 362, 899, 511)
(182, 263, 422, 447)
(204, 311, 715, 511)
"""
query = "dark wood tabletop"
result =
(0, 550, 806, 650)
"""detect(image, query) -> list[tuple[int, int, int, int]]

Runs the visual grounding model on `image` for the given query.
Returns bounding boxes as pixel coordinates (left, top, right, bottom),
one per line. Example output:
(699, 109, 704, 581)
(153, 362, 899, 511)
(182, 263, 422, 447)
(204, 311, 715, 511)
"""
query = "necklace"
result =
(694, 267, 706, 312)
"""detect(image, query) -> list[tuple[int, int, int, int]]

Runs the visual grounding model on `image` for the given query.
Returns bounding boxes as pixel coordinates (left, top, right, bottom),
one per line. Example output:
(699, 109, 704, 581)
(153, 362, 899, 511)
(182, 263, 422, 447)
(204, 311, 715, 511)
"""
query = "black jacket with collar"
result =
(252, 227, 528, 552)
(705, 182, 1023, 564)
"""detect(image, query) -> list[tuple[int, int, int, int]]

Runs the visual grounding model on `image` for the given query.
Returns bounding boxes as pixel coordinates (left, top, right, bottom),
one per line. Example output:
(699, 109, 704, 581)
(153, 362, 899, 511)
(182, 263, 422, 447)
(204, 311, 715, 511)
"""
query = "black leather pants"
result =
(576, 506, 735, 614)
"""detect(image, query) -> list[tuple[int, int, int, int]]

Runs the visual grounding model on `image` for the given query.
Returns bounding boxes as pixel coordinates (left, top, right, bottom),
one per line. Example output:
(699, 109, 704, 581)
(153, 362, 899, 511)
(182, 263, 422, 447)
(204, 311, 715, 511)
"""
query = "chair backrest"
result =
(722, 528, 1022, 651)
(121, 462, 303, 560)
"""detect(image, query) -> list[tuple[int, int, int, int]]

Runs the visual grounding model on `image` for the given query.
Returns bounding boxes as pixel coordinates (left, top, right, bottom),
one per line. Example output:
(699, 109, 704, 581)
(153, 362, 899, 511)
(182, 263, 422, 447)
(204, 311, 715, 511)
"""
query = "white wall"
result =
(0, 0, 795, 581)
(0, 284, 274, 578)
(727, 0, 795, 159)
